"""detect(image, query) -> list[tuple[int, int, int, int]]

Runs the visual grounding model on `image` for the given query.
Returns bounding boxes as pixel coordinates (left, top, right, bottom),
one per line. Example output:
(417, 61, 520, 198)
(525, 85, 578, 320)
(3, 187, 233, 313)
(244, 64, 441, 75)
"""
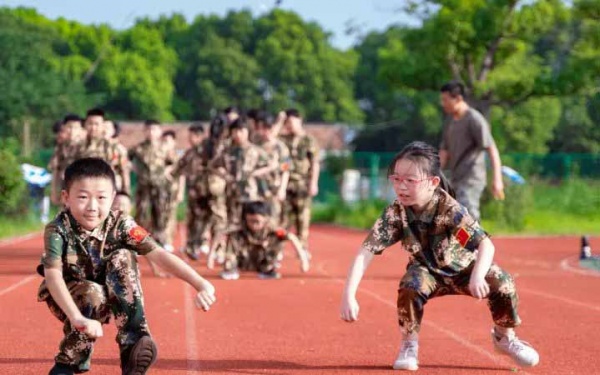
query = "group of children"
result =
(40, 108, 539, 373)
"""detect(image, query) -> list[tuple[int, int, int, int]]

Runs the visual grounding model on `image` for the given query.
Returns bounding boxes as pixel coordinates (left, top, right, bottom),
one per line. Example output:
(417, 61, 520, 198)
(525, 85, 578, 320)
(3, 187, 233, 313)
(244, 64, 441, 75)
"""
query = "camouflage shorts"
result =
(396, 262, 521, 335)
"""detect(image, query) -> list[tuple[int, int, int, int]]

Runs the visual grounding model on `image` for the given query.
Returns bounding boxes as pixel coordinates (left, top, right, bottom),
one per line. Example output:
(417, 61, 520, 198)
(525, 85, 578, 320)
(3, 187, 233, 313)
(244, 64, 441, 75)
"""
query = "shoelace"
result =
(400, 341, 418, 358)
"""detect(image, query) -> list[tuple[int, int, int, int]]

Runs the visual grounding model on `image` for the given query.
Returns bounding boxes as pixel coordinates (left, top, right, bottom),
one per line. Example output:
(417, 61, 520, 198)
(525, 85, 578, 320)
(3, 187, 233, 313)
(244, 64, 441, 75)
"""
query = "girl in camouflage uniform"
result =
(340, 142, 539, 371)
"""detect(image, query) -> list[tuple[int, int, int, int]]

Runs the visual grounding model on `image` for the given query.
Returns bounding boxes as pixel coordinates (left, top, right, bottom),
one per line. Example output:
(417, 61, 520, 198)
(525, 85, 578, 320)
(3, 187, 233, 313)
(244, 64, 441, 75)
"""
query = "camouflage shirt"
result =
(362, 189, 488, 277)
(256, 138, 291, 193)
(38, 210, 160, 285)
(129, 140, 175, 187)
(76, 137, 126, 172)
(213, 143, 270, 201)
(226, 226, 290, 255)
(280, 134, 319, 181)
(172, 144, 207, 188)
(48, 139, 83, 175)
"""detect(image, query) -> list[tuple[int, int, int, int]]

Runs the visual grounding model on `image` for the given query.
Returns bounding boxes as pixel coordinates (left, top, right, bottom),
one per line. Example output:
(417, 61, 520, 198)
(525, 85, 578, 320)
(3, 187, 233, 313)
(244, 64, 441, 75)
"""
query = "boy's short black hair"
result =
(63, 158, 116, 192)
(223, 106, 239, 115)
(229, 117, 248, 131)
(285, 108, 301, 119)
(144, 119, 161, 127)
(52, 120, 63, 134)
(63, 114, 82, 124)
(115, 190, 130, 199)
(189, 122, 205, 134)
(111, 121, 121, 138)
(246, 108, 261, 121)
(162, 130, 176, 139)
(440, 81, 466, 98)
(242, 201, 271, 217)
(85, 108, 105, 120)
(255, 111, 274, 129)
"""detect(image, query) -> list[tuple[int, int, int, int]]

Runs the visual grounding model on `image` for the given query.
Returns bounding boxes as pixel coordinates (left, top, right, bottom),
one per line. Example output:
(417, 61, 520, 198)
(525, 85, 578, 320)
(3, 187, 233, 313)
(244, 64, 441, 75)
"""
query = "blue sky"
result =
(0, 0, 414, 49)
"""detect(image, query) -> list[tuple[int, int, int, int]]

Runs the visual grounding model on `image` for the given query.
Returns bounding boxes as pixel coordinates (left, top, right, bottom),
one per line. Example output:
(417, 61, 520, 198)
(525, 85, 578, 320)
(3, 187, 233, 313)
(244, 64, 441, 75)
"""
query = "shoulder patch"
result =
(455, 227, 471, 247)
(275, 228, 287, 239)
(129, 226, 149, 242)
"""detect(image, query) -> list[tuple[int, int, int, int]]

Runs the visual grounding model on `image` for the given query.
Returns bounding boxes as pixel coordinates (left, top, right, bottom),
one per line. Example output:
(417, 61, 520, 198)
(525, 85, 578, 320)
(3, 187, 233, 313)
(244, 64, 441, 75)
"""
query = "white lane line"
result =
(0, 232, 41, 248)
(519, 287, 600, 312)
(184, 283, 200, 374)
(0, 275, 36, 297)
(560, 256, 600, 278)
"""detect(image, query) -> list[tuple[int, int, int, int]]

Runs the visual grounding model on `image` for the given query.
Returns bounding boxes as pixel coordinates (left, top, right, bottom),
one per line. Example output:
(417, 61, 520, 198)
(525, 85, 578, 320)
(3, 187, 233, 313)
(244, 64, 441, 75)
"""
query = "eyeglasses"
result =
(388, 175, 431, 187)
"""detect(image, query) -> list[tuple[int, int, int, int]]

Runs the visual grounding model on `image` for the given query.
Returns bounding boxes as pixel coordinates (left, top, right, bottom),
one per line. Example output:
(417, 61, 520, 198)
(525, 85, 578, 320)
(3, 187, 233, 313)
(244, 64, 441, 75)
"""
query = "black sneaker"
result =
(121, 335, 158, 375)
(258, 270, 281, 280)
(48, 363, 75, 375)
(184, 247, 200, 261)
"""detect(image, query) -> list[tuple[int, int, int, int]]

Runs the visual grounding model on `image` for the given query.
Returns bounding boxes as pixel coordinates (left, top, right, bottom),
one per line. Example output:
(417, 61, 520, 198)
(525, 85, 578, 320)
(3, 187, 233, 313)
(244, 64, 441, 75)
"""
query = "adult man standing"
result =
(439, 81, 504, 221)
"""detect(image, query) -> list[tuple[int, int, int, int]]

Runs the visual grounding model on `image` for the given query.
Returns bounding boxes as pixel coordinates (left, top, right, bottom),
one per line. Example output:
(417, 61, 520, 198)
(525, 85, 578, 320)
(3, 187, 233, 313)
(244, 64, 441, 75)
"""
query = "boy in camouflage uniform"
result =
(340, 142, 539, 371)
(172, 124, 213, 260)
(216, 201, 310, 280)
(38, 158, 215, 375)
(280, 109, 320, 251)
(48, 115, 85, 205)
(76, 109, 130, 194)
(161, 130, 184, 252)
(254, 112, 291, 226)
(104, 120, 131, 195)
(212, 118, 273, 227)
(128, 120, 176, 247)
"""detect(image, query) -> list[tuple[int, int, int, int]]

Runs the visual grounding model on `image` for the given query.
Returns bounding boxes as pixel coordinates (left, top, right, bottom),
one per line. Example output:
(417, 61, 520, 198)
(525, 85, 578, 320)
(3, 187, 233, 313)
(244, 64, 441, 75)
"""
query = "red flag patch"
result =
(455, 227, 471, 247)
(275, 228, 287, 239)
(129, 226, 149, 242)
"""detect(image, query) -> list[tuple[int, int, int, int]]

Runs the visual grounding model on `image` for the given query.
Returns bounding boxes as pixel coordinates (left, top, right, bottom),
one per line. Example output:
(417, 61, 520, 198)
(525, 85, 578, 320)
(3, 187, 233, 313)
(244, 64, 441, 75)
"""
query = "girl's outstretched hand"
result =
(340, 295, 360, 322)
(195, 280, 216, 311)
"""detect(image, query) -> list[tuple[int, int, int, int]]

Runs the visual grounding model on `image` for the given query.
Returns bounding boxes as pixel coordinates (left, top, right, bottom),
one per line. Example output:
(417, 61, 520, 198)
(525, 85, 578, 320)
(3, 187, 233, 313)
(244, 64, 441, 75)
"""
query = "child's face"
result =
(104, 121, 115, 139)
(146, 125, 162, 142)
(188, 131, 203, 147)
(245, 213, 268, 233)
(389, 159, 440, 210)
(285, 116, 302, 135)
(256, 124, 271, 141)
(162, 136, 176, 151)
(85, 115, 105, 139)
(112, 195, 132, 215)
(231, 128, 249, 145)
(62, 177, 116, 231)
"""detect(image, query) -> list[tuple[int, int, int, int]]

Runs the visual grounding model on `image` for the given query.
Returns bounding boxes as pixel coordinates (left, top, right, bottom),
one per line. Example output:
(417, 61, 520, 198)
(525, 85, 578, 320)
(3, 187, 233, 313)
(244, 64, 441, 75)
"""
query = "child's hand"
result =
(469, 275, 490, 299)
(195, 280, 216, 311)
(340, 295, 360, 322)
(71, 316, 103, 338)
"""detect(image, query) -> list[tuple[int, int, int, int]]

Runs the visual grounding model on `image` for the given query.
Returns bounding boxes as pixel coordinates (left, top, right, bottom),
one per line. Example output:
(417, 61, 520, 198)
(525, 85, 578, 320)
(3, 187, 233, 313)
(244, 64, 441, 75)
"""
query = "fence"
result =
(317, 152, 600, 203)
(30, 149, 600, 203)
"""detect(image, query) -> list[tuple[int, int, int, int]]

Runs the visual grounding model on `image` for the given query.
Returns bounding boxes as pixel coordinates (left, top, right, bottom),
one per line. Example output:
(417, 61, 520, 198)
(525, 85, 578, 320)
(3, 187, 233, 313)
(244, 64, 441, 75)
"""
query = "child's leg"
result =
(104, 249, 151, 351)
(397, 264, 440, 338)
(484, 264, 521, 330)
(296, 196, 312, 250)
(46, 280, 111, 373)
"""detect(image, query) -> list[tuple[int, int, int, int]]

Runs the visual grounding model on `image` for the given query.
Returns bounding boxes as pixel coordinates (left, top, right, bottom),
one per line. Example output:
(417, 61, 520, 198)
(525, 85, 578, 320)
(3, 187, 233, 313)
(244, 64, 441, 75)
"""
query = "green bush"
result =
(481, 182, 533, 231)
(0, 148, 26, 215)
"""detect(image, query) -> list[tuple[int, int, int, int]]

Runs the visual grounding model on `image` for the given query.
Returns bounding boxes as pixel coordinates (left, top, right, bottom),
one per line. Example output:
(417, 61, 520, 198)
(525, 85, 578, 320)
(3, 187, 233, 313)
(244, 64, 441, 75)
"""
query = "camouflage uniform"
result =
(76, 137, 130, 193)
(37, 210, 160, 373)
(362, 189, 520, 335)
(129, 140, 176, 246)
(255, 138, 291, 225)
(212, 143, 270, 226)
(280, 134, 319, 248)
(48, 139, 83, 203)
(222, 226, 289, 273)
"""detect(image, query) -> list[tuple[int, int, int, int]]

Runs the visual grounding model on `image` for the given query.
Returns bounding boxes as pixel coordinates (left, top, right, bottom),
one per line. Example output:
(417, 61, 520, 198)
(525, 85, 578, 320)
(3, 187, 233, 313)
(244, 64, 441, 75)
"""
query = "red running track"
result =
(0, 226, 599, 374)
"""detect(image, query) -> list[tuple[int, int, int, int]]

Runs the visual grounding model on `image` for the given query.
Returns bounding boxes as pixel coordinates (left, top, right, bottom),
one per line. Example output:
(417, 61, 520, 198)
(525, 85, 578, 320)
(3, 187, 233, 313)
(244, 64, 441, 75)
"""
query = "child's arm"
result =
(44, 268, 103, 338)
(469, 237, 495, 299)
(145, 250, 216, 311)
(340, 247, 375, 322)
(286, 232, 310, 272)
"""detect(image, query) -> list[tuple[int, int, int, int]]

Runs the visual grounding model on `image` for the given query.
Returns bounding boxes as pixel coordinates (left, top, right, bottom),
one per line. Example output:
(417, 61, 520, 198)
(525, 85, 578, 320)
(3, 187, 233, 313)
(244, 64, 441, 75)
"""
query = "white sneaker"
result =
(491, 329, 539, 367)
(220, 269, 240, 280)
(199, 244, 210, 255)
(392, 340, 419, 371)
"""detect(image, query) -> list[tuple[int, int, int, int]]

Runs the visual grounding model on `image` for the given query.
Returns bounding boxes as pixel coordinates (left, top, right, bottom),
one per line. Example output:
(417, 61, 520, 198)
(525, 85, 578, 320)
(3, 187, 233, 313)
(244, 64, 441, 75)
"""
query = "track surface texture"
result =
(1, 226, 598, 374)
